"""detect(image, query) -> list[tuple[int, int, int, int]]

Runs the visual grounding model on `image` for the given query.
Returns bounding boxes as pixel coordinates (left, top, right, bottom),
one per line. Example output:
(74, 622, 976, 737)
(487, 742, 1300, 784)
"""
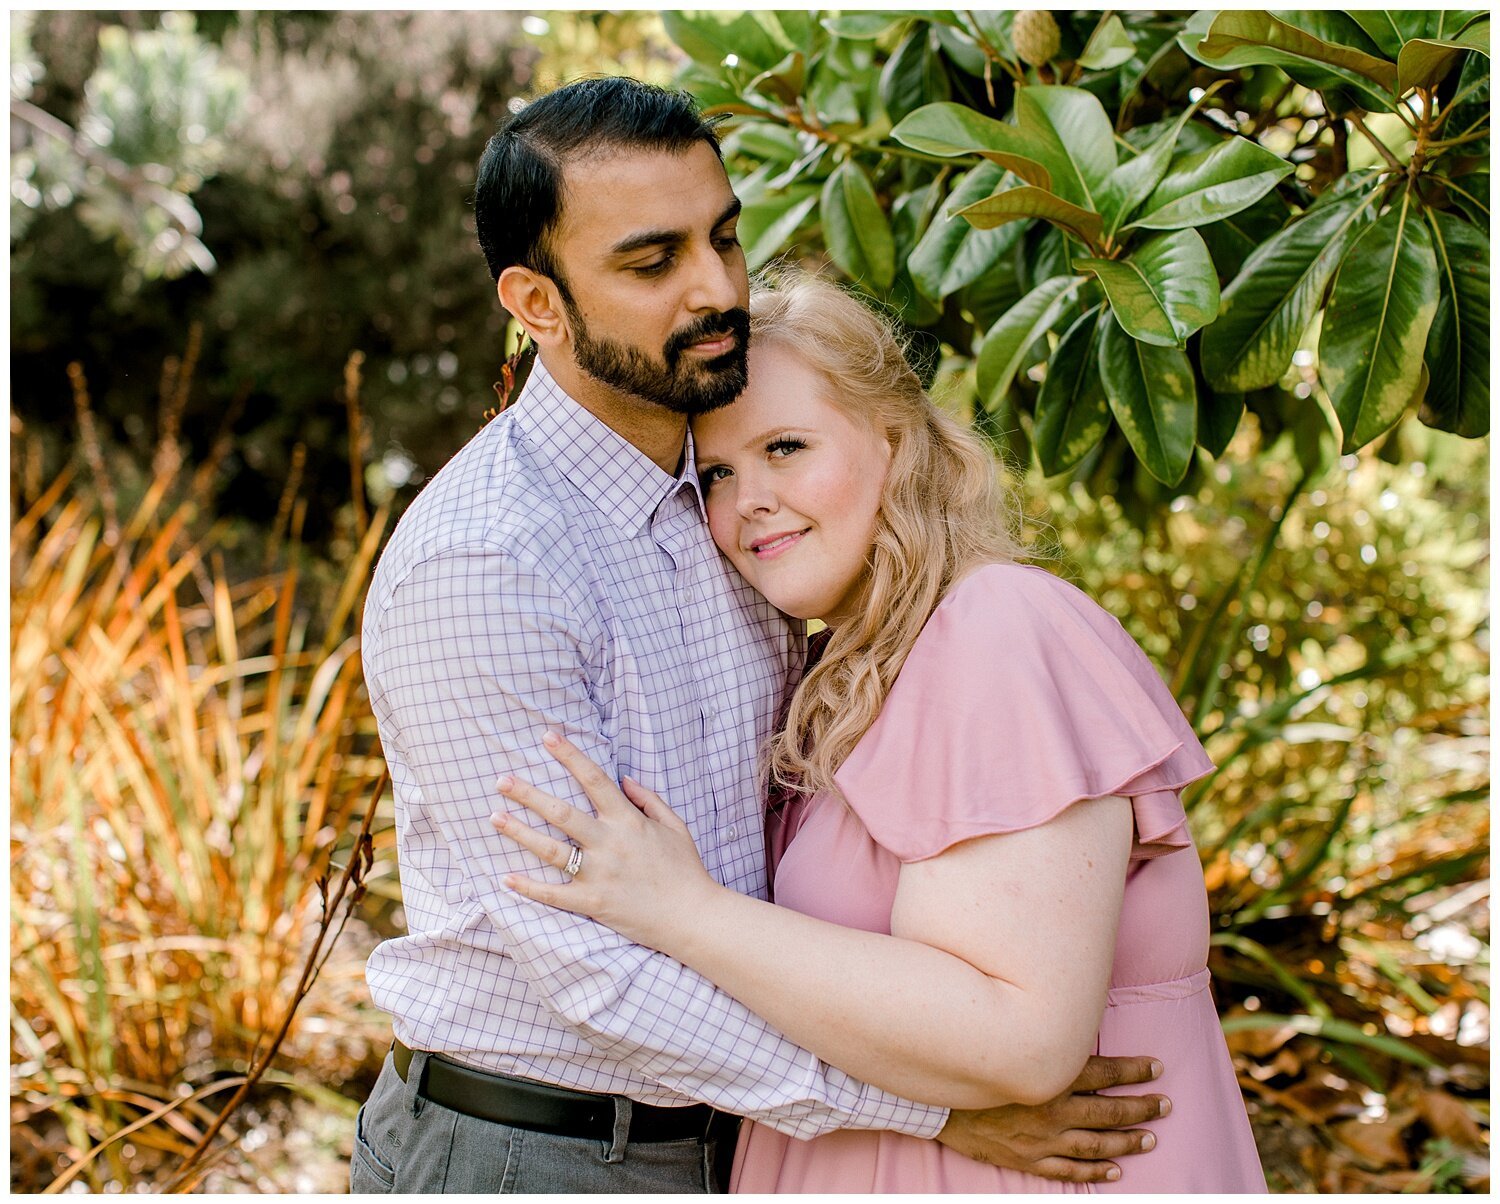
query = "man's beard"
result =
(567, 301, 751, 416)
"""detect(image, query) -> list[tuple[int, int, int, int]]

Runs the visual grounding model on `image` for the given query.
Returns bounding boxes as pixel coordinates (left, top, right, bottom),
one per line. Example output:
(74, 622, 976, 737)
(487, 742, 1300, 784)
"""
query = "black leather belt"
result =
(392, 1040, 734, 1143)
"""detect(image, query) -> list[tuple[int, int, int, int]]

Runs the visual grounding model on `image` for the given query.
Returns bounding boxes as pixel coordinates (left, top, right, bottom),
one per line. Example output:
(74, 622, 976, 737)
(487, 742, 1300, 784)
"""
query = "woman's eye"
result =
(767, 438, 805, 458)
(700, 465, 732, 487)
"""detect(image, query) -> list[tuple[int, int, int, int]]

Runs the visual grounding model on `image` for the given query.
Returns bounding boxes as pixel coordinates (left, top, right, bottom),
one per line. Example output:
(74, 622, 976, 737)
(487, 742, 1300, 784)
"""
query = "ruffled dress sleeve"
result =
(832, 562, 1212, 864)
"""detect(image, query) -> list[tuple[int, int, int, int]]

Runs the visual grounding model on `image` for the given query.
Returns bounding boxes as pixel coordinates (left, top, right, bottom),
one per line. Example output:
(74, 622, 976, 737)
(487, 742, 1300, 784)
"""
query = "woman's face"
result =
(693, 340, 891, 625)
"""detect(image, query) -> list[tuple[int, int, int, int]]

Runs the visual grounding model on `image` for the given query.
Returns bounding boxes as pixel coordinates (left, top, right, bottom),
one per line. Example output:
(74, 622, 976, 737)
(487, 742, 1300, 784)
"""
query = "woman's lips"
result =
(749, 529, 808, 560)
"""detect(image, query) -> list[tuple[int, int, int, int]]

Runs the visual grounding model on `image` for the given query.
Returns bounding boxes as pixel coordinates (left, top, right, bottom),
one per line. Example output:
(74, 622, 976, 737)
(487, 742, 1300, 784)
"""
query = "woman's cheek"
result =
(706, 497, 739, 563)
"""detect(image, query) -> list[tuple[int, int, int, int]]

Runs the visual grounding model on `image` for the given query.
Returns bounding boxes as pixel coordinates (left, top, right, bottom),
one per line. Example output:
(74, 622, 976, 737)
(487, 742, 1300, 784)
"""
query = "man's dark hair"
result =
(474, 76, 725, 288)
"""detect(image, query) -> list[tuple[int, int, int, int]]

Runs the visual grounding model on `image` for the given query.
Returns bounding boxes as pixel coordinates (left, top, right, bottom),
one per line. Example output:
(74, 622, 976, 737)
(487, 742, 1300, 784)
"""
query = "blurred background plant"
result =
(10, 9, 1488, 1194)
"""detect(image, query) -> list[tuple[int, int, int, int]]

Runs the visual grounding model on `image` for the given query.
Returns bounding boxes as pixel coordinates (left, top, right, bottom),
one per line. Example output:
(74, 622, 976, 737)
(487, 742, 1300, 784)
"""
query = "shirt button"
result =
(727, 825, 739, 839)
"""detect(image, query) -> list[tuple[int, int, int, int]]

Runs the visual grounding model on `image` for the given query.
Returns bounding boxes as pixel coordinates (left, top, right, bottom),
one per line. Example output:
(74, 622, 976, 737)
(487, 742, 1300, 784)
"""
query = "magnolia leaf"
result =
(1097, 89, 1217, 237)
(820, 160, 895, 290)
(907, 162, 1022, 299)
(880, 27, 951, 123)
(1195, 10, 1399, 92)
(737, 192, 818, 271)
(1178, 10, 1398, 111)
(747, 52, 807, 106)
(1396, 17, 1489, 93)
(1098, 311, 1198, 486)
(1198, 386, 1246, 458)
(662, 11, 785, 73)
(975, 275, 1083, 406)
(1200, 188, 1382, 391)
(1035, 306, 1111, 474)
(1419, 209, 1489, 437)
(1013, 86, 1118, 211)
(1130, 138, 1295, 231)
(820, 12, 919, 40)
(891, 103, 1055, 191)
(1078, 14, 1136, 70)
(1322, 191, 1440, 452)
(955, 186, 1103, 247)
(1076, 230, 1219, 347)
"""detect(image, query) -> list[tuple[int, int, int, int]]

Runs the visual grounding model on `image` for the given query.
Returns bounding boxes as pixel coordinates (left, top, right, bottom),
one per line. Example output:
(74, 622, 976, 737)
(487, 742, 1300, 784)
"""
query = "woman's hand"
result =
(490, 731, 720, 951)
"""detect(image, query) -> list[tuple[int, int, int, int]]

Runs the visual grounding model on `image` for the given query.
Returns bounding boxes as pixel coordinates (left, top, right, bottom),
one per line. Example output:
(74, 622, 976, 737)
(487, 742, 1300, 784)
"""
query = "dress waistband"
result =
(1106, 967, 1211, 1006)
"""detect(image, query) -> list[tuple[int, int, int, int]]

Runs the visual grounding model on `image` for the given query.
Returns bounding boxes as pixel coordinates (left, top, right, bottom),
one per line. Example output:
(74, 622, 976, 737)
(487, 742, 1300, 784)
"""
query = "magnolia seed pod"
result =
(1012, 10, 1062, 67)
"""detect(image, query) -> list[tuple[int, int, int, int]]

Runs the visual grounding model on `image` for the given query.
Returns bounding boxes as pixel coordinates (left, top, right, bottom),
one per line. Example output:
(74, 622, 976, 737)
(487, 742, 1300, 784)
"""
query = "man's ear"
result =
(498, 266, 569, 349)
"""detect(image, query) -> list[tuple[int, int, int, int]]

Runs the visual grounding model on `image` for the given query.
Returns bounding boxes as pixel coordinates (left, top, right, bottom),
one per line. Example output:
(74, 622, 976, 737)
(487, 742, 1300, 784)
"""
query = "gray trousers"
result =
(349, 1051, 738, 1193)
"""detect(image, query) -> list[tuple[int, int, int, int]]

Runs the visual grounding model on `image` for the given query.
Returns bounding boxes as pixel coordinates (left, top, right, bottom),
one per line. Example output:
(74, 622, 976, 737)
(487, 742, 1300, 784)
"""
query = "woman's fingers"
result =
(502, 872, 578, 912)
(490, 808, 572, 870)
(495, 774, 596, 842)
(622, 776, 688, 832)
(541, 731, 633, 817)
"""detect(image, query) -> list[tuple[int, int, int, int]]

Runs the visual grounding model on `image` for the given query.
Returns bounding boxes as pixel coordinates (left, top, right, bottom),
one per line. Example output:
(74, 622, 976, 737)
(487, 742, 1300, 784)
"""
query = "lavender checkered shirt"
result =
(361, 359, 947, 1140)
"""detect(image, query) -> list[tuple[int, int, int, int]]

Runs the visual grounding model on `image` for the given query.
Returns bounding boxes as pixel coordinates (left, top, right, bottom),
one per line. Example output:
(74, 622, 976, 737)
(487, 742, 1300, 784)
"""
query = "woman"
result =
(489, 272, 1265, 1192)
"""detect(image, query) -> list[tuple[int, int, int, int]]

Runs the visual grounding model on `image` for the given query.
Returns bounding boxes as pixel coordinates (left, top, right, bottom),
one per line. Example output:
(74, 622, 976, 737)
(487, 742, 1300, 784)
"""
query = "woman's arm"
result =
(494, 733, 1133, 1110)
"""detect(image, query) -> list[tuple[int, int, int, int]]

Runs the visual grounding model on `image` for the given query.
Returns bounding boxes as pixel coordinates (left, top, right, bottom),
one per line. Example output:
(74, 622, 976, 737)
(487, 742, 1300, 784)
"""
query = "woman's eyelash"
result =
(767, 437, 806, 455)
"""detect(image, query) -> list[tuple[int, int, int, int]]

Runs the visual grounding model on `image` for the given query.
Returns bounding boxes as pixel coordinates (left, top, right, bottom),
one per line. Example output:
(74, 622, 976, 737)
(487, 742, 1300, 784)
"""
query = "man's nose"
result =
(685, 242, 743, 314)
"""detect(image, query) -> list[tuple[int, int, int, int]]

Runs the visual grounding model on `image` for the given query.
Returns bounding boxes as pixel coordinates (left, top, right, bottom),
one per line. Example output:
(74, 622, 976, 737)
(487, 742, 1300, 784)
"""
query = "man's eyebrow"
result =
(608, 197, 744, 259)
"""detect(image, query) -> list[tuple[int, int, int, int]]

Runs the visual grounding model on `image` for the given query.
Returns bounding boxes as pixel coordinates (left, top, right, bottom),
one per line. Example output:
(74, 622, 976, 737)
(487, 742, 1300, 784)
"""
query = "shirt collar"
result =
(509, 358, 706, 534)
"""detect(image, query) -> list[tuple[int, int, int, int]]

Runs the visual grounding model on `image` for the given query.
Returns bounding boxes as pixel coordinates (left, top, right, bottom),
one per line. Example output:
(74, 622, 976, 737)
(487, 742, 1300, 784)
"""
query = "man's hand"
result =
(935, 1055, 1169, 1183)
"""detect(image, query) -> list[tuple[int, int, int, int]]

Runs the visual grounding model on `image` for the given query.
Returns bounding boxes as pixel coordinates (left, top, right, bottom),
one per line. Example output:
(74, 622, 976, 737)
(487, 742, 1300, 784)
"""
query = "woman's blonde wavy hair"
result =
(751, 269, 1028, 802)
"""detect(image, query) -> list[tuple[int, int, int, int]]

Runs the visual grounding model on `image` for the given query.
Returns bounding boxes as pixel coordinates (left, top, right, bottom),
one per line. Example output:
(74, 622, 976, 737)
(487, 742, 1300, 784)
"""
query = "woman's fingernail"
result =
(498, 776, 514, 792)
(491, 812, 508, 829)
(542, 731, 561, 748)
(1140, 1132, 1156, 1151)
(1105, 1167, 1121, 1181)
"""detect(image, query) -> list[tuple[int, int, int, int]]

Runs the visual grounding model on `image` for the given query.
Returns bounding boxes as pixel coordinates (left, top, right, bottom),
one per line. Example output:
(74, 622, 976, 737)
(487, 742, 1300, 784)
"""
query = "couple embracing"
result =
(351, 76, 1263, 1194)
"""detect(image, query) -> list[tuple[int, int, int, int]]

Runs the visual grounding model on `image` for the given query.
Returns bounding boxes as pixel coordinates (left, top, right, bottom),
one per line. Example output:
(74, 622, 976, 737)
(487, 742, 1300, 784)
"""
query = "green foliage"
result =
(11, 11, 541, 551)
(663, 8, 1490, 501)
(11, 12, 245, 280)
(1047, 418, 1488, 1084)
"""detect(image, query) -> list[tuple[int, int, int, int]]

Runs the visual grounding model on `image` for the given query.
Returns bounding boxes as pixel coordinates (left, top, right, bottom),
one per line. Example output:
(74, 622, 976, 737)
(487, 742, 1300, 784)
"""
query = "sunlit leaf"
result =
(1130, 138, 1295, 231)
(1322, 190, 1440, 452)
(1077, 229, 1219, 347)
(955, 185, 1103, 246)
(1200, 188, 1382, 392)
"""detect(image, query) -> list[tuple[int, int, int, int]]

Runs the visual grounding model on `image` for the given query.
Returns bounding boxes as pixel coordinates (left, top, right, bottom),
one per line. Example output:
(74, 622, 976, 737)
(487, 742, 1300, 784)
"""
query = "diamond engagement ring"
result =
(562, 844, 584, 878)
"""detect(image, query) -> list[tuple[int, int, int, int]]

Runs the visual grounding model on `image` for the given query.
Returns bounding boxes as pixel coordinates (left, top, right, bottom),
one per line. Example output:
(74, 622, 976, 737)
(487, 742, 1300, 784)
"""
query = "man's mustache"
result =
(664, 308, 751, 369)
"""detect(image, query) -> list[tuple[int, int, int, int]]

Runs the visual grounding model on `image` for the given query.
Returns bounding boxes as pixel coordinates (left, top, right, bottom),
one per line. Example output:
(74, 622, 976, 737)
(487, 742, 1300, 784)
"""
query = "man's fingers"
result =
(1054, 1090, 1170, 1130)
(1023, 1156, 1123, 1185)
(1049, 1126, 1156, 1160)
(1069, 1054, 1162, 1093)
(542, 732, 630, 814)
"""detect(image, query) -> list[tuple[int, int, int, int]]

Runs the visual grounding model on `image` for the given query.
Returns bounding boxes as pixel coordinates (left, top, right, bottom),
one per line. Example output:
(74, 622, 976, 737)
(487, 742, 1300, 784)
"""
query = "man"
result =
(353, 76, 1168, 1193)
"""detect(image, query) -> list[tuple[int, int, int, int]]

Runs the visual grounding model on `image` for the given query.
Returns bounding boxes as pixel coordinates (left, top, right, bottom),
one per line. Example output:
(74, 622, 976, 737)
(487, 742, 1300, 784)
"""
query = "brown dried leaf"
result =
(1223, 1009, 1299, 1059)
(1332, 1116, 1410, 1167)
(1417, 1089, 1485, 1148)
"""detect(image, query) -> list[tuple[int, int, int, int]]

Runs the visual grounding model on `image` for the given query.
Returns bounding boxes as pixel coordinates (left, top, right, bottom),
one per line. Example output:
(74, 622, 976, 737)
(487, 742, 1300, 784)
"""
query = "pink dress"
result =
(730, 564, 1265, 1193)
